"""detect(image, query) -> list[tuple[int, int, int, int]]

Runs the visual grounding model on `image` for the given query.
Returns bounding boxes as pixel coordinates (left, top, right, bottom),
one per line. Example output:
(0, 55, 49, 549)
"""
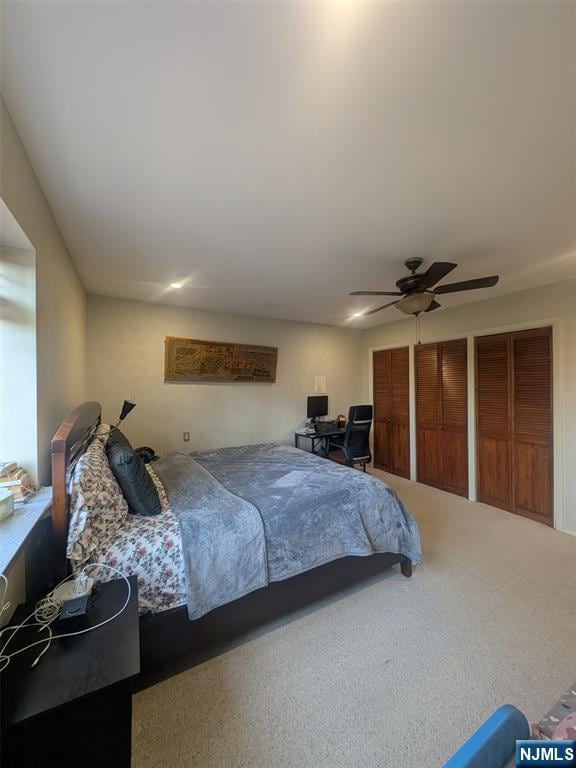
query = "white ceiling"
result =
(2, 0, 575, 327)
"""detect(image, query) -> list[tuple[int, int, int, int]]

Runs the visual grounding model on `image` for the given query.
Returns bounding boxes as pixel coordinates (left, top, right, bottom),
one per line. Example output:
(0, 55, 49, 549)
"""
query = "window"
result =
(0, 198, 37, 486)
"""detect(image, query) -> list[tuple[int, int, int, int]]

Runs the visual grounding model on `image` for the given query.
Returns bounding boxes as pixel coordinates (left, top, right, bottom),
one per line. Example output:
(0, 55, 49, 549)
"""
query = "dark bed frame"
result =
(51, 402, 413, 689)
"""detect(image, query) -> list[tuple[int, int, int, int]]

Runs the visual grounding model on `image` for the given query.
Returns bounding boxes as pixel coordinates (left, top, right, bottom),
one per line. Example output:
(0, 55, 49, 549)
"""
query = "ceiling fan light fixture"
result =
(396, 292, 435, 315)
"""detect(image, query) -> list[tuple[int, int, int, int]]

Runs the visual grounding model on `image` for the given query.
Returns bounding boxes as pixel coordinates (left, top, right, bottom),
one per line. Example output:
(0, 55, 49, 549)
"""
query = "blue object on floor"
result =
(443, 704, 530, 768)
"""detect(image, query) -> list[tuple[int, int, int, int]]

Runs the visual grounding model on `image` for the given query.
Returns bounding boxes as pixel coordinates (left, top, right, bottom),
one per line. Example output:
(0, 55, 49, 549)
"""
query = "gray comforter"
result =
(154, 443, 421, 619)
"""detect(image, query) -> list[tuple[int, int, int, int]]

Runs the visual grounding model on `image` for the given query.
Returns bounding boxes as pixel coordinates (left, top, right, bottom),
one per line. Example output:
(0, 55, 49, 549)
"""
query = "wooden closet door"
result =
(373, 350, 391, 471)
(476, 333, 512, 510)
(416, 340, 468, 494)
(372, 347, 410, 477)
(440, 339, 468, 497)
(389, 347, 410, 477)
(512, 327, 553, 524)
(476, 327, 552, 525)
(416, 344, 442, 487)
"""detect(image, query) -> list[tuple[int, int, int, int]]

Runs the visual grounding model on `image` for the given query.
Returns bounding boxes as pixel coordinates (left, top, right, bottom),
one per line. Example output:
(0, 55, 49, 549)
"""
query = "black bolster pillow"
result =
(106, 430, 162, 516)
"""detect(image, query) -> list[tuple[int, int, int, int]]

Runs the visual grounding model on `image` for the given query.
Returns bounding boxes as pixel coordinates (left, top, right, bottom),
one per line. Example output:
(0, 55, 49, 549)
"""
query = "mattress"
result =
(155, 443, 422, 619)
(77, 446, 421, 617)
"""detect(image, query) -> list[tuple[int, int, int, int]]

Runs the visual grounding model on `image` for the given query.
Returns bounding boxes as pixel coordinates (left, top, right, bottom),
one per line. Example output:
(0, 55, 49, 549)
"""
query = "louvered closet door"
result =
(416, 340, 468, 494)
(373, 350, 391, 471)
(372, 347, 410, 477)
(440, 339, 468, 497)
(416, 344, 442, 487)
(476, 333, 512, 510)
(476, 327, 552, 525)
(512, 328, 553, 524)
(389, 347, 410, 477)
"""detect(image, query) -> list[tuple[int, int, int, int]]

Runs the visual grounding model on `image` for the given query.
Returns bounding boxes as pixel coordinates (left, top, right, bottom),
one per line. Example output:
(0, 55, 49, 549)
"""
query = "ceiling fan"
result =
(350, 258, 499, 316)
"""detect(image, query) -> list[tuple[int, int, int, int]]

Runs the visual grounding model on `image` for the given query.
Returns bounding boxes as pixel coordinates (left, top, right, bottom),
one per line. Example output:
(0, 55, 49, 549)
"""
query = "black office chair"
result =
(327, 405, 373, 472)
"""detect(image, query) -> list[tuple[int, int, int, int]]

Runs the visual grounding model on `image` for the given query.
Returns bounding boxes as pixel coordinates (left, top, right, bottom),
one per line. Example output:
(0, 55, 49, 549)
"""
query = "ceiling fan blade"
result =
(425, 299, 441, 313)
(434, 275, 499, 295)
(365, 300, 400, 315)
(349, 290, 403, 296)
(421, 262, 457, 288)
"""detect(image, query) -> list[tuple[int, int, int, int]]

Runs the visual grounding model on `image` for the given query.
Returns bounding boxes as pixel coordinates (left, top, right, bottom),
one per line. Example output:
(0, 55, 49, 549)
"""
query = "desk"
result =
(294, 428, 346, 458)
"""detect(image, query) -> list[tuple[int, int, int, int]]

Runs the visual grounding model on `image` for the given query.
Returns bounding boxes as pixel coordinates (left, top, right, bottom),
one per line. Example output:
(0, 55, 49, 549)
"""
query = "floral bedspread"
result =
(78, 465, 187, 613)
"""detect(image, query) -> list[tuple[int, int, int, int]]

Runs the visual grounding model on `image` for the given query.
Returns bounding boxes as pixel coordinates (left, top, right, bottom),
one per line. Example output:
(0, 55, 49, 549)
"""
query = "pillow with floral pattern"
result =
(67, 430, 128, 565)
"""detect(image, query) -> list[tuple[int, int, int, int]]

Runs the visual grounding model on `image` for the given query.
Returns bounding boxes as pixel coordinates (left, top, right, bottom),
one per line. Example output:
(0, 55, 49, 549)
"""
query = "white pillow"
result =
(67, 433, 128, 564)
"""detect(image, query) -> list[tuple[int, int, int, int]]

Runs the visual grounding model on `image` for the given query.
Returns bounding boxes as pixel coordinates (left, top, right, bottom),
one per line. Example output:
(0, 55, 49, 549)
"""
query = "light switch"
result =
(183, 432, 190, 442)
(314, 375, 326, 394)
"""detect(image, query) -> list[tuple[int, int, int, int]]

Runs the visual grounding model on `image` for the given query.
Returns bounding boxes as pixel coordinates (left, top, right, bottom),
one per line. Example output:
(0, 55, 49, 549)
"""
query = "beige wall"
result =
(87, 294, 364, 454)
(1, 98, 87, 609)
(0, 97, 87, 484)
(87, 283, 575, 535)
(362, 280, 576, 535)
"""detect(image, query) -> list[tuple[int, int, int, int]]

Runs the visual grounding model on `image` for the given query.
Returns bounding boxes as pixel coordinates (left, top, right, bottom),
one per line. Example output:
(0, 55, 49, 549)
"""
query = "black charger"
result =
(56, 594, 92, 632)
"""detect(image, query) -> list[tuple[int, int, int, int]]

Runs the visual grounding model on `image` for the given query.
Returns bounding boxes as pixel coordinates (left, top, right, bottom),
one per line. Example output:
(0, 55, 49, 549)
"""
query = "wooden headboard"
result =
(51, 401, 102, 551)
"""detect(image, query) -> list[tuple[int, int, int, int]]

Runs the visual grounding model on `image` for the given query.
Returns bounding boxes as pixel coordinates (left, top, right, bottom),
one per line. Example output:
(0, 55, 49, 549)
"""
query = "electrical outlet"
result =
(183, 432, 190, 442)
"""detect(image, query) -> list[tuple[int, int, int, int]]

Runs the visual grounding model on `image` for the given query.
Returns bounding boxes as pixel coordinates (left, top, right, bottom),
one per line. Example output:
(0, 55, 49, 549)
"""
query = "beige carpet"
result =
(132, 471, 576, 767)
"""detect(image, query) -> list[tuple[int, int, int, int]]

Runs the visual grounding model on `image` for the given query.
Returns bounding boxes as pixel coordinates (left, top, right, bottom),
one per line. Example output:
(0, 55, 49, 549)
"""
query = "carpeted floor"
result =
(132, 471, 576, 767)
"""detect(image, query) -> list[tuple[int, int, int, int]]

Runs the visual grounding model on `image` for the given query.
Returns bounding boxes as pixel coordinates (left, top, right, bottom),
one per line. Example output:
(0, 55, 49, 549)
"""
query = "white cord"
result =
(0, 574, 11, 624)
(1, 569, 89, 658)
(0, 563, 131, 672)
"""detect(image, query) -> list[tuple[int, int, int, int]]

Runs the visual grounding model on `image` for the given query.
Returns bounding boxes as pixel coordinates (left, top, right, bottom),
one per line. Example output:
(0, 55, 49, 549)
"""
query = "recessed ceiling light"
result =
(170, 282, 182, 289)
(351, 312, 364, 319)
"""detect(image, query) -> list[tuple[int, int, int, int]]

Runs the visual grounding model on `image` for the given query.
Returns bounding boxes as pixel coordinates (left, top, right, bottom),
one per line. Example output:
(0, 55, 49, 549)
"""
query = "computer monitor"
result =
(307, 395, 328, 420)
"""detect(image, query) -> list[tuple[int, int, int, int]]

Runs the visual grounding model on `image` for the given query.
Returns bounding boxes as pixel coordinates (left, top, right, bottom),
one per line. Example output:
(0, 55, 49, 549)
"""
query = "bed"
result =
(51, 402, 421, 686)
